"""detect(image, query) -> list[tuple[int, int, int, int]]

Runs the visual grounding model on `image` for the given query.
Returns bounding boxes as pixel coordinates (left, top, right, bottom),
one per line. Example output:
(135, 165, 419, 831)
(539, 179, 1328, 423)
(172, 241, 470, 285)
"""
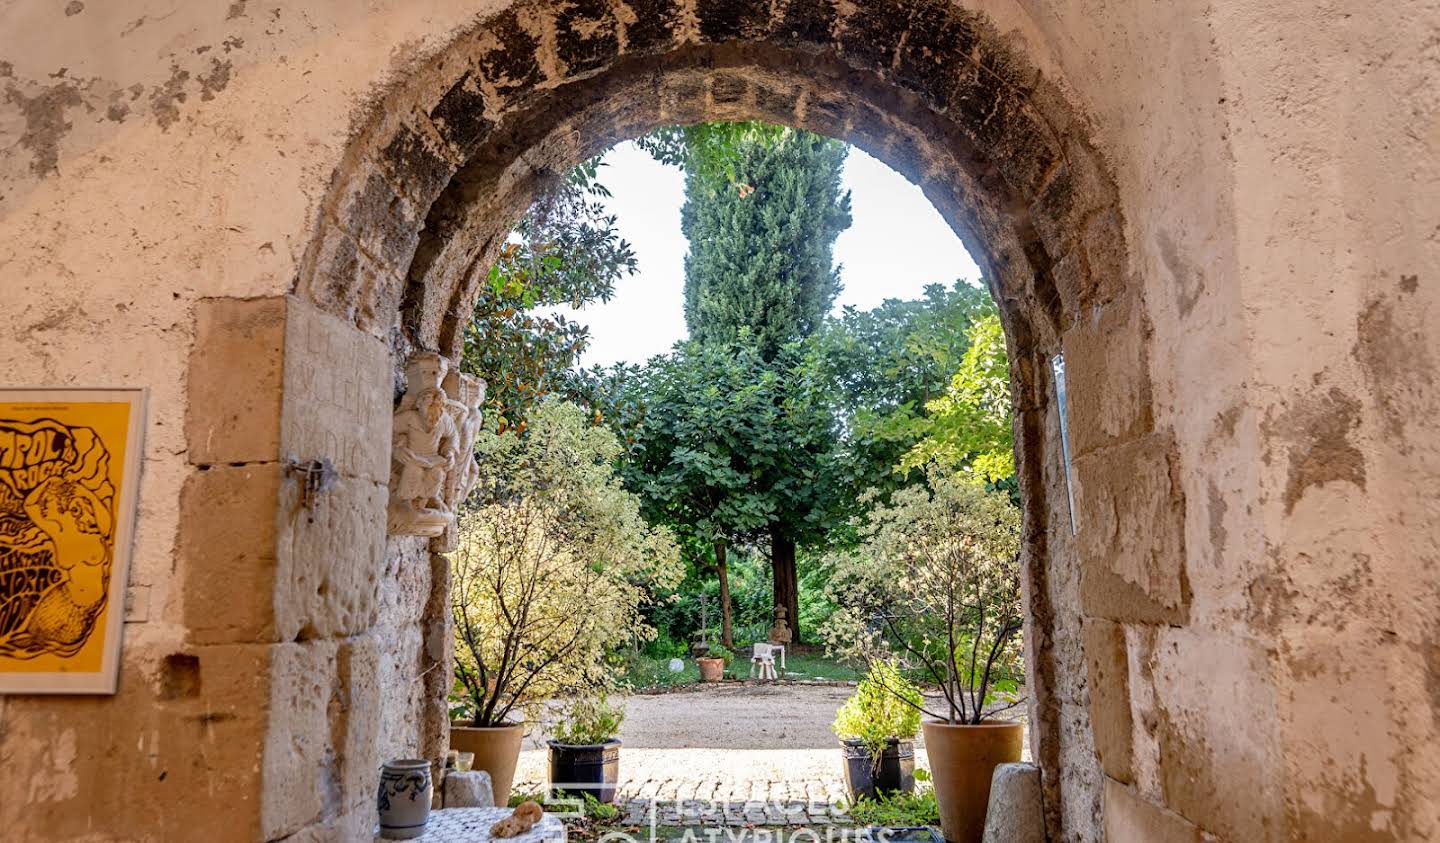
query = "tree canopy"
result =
(677, 128, 852, 360)
(900, 305, 1015, 489)
(461, 160, 636, 431)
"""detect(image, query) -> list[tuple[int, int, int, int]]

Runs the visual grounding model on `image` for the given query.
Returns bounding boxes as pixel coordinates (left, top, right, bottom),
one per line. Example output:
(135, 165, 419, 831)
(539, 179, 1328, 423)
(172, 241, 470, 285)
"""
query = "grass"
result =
(619, 647, 862, 690)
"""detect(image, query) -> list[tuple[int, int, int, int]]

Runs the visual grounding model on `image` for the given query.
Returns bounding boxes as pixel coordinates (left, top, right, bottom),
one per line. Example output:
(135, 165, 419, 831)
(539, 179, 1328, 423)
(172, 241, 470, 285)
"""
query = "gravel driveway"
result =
(512, 682, 1028, 803)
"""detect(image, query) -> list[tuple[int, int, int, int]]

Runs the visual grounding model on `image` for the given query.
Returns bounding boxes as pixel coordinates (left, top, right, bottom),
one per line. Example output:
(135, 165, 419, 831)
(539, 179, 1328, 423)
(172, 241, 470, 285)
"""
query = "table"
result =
(378, 808, 566, 842)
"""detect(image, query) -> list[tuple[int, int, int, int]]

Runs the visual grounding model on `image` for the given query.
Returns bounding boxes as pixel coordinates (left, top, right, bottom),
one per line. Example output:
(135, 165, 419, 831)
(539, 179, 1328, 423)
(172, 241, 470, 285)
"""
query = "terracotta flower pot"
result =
(697, 657, 725, 682)
(922, 719, 1023, 843)
(450, 722, 525, 805)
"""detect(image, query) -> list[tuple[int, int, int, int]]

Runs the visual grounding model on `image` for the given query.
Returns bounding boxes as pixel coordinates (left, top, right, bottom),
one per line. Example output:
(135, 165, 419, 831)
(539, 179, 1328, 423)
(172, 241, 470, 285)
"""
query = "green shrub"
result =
(552, 694, 625, 745)
(845, 788, 940, 827)
(832, 660, 923, 761)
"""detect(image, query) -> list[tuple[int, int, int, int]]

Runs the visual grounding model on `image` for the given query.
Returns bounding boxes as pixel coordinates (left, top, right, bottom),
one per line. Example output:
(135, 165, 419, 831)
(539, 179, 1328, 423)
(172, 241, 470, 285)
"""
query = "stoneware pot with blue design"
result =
(377, 758, 434, 840)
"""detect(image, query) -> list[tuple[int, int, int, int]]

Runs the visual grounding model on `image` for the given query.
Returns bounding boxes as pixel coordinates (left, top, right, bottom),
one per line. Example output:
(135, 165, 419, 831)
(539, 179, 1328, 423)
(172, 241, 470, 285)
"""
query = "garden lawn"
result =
(621, 649, 862, 690)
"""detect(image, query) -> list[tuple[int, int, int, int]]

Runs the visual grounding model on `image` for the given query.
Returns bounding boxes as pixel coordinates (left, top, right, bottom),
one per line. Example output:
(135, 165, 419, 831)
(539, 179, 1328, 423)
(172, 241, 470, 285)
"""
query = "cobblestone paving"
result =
(617, 798, 852, 827)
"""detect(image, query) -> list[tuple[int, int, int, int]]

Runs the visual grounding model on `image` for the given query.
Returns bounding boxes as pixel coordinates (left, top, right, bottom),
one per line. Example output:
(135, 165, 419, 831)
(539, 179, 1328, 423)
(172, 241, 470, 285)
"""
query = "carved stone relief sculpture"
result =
(430, 369, 486, 551)
(388, 352, 461, 537)
(441, 369, 486, 512)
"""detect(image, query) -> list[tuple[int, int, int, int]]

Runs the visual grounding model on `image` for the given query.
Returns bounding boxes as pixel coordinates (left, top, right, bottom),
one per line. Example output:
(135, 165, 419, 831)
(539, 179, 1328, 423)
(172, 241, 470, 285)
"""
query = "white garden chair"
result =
(749, 643, 786, 680)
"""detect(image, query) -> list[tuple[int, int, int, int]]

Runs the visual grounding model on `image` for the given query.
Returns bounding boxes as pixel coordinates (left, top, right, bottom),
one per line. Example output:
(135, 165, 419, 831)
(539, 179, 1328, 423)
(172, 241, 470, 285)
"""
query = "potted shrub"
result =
(696, 645, 732, 682)
(449, 402, 683, 805)
(833, 660, 923, 801)
(822, 471, 1024, 843)
(547, 693, 625, 804)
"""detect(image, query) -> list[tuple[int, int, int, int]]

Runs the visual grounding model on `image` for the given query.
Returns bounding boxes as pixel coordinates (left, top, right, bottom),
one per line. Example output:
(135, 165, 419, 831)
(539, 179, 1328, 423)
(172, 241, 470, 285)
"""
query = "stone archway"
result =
(228, 1, 1164, 839)
(2, 0, 1433, 840)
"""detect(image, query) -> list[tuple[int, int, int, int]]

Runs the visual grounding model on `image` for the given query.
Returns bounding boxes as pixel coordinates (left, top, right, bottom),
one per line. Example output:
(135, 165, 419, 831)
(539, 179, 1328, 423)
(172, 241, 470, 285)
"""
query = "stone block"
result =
(620, 0, 683, 56)
(1081, 206, 1129, 308)
(1081, 619, 1135, 783)
(982, 763, 1044, 843)
(696, 0, 773, 42)
(554, 0, 621, 77)
(478, 9, 544, 103)
(444, 770, 496, 808)
(380, 120, 458, 209)
(429, 71, 495, 158)
(274, 472, 388, 641)
(336, 635, 384, 804)
(187, 297, 286, 465)
(1073, 433, 1188, 624)
(281, 296, 393, 483)
(1028, 137, 1112, 259)
(1060, 293, 1153, 459)
(1103, 778, 1204, 843)
(262, 640, 339, 841)
(180, 464, 281, 644)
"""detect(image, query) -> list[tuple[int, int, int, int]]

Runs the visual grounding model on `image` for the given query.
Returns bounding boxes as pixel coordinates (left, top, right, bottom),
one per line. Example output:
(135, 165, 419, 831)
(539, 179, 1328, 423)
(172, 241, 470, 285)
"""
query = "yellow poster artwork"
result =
(0, 390, 146, 694)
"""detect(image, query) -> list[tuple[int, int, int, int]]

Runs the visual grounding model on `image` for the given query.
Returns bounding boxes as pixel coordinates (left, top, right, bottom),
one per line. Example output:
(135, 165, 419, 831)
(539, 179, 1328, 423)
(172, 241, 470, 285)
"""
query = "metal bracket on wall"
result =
(1052, 354, 1078, 536)
(285, 456, 338, 519)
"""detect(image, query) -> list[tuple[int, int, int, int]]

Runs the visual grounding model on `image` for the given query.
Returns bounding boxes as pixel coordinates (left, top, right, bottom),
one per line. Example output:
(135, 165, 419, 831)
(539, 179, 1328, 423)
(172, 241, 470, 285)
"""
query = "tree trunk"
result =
(769, 526, 801, 644)
(715, 540, 734, 649)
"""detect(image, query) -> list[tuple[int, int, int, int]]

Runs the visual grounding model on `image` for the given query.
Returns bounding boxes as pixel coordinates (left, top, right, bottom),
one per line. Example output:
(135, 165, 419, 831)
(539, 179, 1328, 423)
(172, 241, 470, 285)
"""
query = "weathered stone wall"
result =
(1, 1, 1435, 841)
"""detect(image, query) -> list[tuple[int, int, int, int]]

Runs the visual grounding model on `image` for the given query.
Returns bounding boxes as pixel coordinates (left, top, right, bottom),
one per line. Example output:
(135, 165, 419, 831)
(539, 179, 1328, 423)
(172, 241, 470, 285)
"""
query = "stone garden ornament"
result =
(387, 352, 485, 542)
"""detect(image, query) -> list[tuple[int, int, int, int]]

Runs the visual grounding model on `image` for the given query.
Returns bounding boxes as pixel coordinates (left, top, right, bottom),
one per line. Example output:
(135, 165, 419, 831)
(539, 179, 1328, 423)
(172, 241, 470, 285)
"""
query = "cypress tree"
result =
(681, 130, 852, 361)
(676, 127, 852, 641)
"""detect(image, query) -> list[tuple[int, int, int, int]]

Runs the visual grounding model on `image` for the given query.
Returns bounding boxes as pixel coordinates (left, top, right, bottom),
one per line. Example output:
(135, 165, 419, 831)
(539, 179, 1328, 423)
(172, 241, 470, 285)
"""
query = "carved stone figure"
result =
(767, 606, 793, 646)
(389, 352, 461, 537)
(428, 369, 487, 551)
(441, 369, 486, 511)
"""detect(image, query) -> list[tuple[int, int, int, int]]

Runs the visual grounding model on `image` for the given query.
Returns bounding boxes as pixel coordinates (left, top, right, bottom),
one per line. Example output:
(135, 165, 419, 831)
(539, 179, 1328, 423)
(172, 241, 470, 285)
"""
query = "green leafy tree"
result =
(901, 306, 1015, 489)
(805, 281, 993, 511)
(641, 124, 851, 640)
(461, 160, 636, 432)
(450, 400, 682, 726)
(821, 470, 1023, 724)
(675, 127, 852, 361)
(636, 122, 789, 194)
(587, 337, 841, 645)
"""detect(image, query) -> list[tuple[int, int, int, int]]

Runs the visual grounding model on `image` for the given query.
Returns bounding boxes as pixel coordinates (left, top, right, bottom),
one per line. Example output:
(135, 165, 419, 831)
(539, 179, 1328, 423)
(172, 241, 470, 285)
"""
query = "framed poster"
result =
(0, 389, 146, 694)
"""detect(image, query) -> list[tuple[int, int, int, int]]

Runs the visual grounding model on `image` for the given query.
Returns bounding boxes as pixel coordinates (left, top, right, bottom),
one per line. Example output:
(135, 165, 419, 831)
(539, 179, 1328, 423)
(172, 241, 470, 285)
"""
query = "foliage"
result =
(576, 794, 622, 823)
(832, 661, 924, 761)
(844, 787, 941, 828)
(678, 129, 852, 360)
(901, 306, 1014, 488)
(551, 693, 626, 745)
(461, 160, 637, 431)
(636, 122, 791, 194)
(450, 401, 683, 726)
(584, 338, 845, 628)
(619, 647, 862, 690)
(821, 470, 1023, 724)
(805, 281, 994, 510)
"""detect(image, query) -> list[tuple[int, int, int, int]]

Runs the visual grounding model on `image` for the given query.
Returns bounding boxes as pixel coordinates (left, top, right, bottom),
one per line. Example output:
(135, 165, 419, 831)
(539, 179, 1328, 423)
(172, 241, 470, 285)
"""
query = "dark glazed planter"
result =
(841, 737, 916, 802)
(548, 739, 622, 803)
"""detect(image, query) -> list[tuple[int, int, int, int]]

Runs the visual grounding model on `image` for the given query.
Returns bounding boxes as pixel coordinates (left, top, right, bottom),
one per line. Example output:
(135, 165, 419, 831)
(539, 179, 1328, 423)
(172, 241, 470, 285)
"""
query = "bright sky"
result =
(552, 141, 981, 368)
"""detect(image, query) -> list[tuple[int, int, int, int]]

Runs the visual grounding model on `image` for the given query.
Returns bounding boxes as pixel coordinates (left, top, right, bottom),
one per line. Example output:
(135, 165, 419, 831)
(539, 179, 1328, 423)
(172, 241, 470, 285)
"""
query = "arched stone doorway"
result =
(3, 0, 1432, 840)
(235, 1, 1155, 838)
